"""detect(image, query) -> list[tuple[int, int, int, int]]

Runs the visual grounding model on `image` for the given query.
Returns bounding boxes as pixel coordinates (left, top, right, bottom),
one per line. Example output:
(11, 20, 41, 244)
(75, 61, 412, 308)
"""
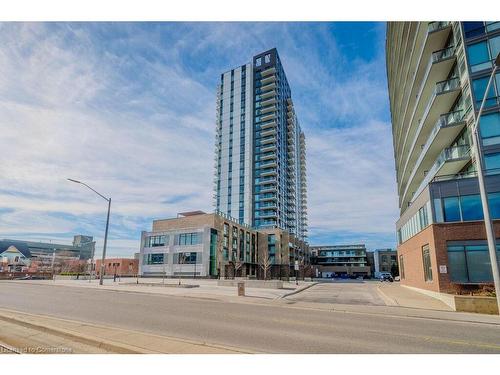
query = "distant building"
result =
(372, 249, 398, 278)
(96, 258, 138, 277)
(311, 244, 371, 277)
(139, 210, 310, 279)
(0, 235, 95, 274)
(0, 242, 31, 272)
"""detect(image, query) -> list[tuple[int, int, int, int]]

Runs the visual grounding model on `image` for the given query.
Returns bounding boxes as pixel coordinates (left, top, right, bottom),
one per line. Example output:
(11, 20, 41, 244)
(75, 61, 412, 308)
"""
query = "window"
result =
(448, 242, 500, 283)
(480, 112, 500, 145)
(443, 197, 461, 222)
(467, 41, 491, 72)
(463, 22, 485, 38)
(459, 195, 483, 221)
(488, 192, 500, 219)
(472, 76, 497, 108)
(484, 152, 500, 172)
(173, 252, 200, 264)
(145, 235, 167, 247)
(143, 253, 165, 265)
(177, 232, 201, 246)
(422, 245, 433, 282)
(447, 245, 469, 282)
(489, 35, 500, 60)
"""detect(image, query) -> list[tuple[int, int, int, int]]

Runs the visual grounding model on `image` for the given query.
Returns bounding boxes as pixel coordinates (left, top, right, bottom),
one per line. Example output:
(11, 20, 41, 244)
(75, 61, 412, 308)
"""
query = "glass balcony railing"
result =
(421, 110, 465, 153)
(431, 46, 455, 64)
(428, 21, 450, 33)
(435, 77, 460, 94)
(413, 144, 471, 201)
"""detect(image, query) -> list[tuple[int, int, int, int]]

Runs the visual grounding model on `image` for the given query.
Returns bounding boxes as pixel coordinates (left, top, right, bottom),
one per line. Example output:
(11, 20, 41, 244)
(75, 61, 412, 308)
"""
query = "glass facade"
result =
(433, 192, 500, 223)
(448, 241, 500, 283)
(214, 49, 307, 241)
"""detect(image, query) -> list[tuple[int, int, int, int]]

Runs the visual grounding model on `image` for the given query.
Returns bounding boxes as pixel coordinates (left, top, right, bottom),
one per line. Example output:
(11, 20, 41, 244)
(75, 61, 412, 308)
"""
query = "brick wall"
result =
(398, 220, 500, 292)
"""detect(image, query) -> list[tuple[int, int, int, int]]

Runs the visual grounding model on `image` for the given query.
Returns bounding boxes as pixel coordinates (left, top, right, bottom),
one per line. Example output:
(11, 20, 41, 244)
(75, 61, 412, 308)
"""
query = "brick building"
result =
(96, 258, 139, 277)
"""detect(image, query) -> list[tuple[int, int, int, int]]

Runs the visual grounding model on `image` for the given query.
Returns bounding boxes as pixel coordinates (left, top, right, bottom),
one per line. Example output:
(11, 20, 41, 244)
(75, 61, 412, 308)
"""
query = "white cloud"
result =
(0, 22, 398, 256)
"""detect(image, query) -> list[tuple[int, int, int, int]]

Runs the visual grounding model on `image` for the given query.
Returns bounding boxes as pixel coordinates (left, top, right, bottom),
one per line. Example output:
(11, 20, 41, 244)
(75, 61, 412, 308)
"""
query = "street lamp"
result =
(470, 52, 500, 313)
(67, 178, 111, 286)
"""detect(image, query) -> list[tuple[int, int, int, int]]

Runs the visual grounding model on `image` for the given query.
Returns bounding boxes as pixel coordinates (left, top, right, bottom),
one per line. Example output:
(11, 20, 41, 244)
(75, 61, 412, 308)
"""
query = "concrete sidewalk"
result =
(0, 308, 254, 354)
(10, 278, 313, 302)
(376, 283, 453, 311)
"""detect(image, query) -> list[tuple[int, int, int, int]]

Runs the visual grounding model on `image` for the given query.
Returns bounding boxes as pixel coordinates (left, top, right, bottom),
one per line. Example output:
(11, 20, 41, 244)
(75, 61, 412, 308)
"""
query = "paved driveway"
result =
(286, 280, 386, 306)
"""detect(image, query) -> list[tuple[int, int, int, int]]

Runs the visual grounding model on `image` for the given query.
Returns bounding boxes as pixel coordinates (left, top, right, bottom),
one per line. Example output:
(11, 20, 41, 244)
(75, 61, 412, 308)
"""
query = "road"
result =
(1, 282, 500, 353)
(287, 280, 385, 305)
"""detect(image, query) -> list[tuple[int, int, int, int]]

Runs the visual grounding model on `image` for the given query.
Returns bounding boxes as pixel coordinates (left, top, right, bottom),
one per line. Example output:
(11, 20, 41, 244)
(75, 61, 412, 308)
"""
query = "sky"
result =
(0, 22, 398, 257)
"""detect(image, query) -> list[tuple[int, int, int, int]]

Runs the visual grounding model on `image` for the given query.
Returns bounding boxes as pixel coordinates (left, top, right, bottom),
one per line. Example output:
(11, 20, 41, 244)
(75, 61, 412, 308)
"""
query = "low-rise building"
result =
(0, 235, 95, 274)
(311, 244, 371, 277)
(96, 258, 139, 277)
(372, 249, 398, 278)
(139, 210, 310, 279)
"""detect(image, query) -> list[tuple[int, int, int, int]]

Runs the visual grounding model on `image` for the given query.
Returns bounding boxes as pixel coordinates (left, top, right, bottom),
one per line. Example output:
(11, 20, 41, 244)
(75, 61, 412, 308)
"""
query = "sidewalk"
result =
(8, 278, 314, 302)
(376, 283, 453, 311)
(0, 308, 254, 354)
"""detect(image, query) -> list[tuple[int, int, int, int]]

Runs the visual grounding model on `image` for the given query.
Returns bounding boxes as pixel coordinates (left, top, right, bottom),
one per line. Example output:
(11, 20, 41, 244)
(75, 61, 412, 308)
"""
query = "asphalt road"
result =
(1, 282, 500, 353)
(287, 280, 386, 305)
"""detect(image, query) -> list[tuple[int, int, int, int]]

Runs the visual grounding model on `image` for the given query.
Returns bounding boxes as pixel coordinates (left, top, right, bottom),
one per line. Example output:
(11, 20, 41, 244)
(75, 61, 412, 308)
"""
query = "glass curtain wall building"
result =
(214, 48, 308, 241)
(387, 21, 500, 293)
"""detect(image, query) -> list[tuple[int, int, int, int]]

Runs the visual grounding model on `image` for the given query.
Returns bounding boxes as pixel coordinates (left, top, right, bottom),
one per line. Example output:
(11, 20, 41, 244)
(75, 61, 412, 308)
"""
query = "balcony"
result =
(259, 160, 277, 168)
(395, 21, 452, 163)
(260, 128, 277, 137)
(256, 177, 277, 185)
(259, 120, 276, 130)
(259, 152, 276, 161)
(260, 75, 276, 86)
(260, 169, 277, 178)
(261, 144, 277, 153)
(260, 97, 276, 107)
(256, 210, 278, 219)
(259, 90, 276, 100)
(259, 184, 278, 193)
(260, 136, 276, 145)
(401, 110, 466, 207)
(259, 105, 276, 114)
(411, 144, 471, 203)
(261, 67, 276, 77)
(260, 113, 276, 122)
(260, 81, 276, 92)
(257, 194, 277, 202)
(398, 47, 457, 179)
(399, 77, 461, 195)
(258, 202, 277, 209)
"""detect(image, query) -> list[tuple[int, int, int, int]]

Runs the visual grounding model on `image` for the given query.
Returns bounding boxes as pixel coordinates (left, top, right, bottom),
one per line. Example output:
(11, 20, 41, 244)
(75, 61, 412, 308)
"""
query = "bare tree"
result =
(258, 248, 272, 280)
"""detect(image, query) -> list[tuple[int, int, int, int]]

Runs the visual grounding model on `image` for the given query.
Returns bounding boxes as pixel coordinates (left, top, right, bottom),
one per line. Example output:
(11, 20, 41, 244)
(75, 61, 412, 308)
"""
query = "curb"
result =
(0, 313, 142, 354)
(0, 308, 253, 354)
(279, 282, 318, 299)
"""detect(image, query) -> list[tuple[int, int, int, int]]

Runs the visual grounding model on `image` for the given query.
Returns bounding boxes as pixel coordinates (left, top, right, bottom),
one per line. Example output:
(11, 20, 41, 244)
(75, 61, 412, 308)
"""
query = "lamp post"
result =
(470, 53, 500, 313)
(68, 178, 111, 286)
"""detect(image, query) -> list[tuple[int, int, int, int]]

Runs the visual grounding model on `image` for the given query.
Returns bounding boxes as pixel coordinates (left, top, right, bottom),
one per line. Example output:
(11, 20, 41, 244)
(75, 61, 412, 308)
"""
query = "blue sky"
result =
(0, 22, 398, 257)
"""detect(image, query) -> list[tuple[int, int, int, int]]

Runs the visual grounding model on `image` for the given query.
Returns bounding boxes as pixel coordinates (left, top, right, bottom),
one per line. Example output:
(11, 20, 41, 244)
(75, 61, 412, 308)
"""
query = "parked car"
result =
(379, 272, 394, 282)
